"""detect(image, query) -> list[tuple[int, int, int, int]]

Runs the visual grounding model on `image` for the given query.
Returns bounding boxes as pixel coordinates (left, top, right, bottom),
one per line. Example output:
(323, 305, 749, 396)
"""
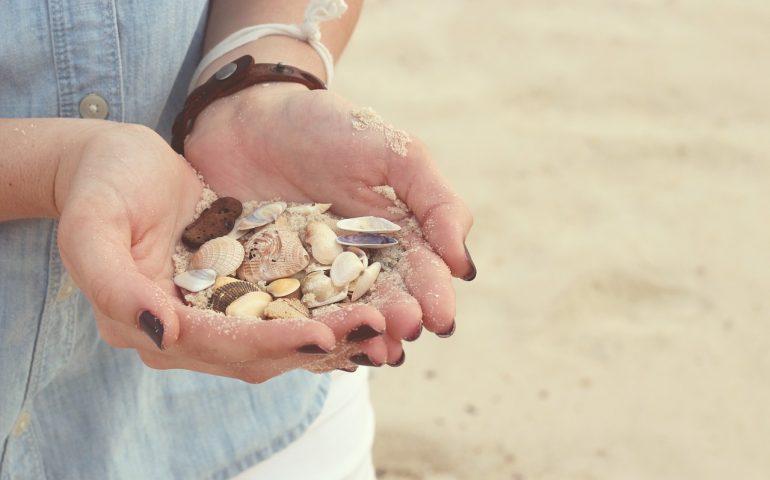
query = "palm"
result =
(185, 86, 474, 341)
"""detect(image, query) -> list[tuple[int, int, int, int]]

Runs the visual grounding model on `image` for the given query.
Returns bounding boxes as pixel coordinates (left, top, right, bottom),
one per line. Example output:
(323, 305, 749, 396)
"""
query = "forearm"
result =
(198, 0, 363, 87)
(0, 118, 99, 221)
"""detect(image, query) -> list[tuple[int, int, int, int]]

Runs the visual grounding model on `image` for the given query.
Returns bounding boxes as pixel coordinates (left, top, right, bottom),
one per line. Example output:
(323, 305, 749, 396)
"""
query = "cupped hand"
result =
(55, 123, 381, 382)
(184, 84, 476, 362)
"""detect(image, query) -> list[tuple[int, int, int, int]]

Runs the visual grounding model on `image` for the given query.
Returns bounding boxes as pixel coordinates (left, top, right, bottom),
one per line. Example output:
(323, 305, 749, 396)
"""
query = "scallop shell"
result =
(209, 280, 259, 313)
(174, 269, 216, 292)
(287, 203, 332, 215)
(305, 221, 343, 265)
(225, 291, 272, 318)
(237, 227, 310, 282)
(337, 216, 401, 234)
(336, 234, 399, 249)
(266, 278, 301, 298)
(190, 236, 245, 276)
(263, 298, 311, 319)
(330, 251, 365, 287)
(350, 262, 382, 301)
(236, 202, 287, 231)
(300, 271, 346, 307)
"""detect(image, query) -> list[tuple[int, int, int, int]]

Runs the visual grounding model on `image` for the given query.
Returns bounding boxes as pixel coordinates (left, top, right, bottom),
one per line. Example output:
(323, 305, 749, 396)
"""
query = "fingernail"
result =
(297, 344, 331, 354)
(345, 325, 384, 342)
(436, 320, 456, 338)
(337, 366, 358, 373)
(388, 351, 406, 367)
(349, 353, 382, 367)
(139, 310, 164, 350)
(462, 244, 477, 281)
(404, 324, 423, 342)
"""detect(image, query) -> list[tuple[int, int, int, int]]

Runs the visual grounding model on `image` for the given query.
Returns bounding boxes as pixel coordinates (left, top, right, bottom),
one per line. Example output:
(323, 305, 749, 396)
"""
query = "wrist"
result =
(194, 36, 327, 90)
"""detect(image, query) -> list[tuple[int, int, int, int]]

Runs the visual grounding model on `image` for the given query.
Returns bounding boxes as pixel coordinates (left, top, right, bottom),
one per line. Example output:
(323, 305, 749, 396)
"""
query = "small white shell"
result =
(174, 269, 217, 292)
(236, 202, 287, 230)
(225, 291, 272, 318)
(300, 271, 345, 307)
(306, 221, 343, 265)
(337, 216, 401, 234)
(350, 262, 381, 301)
(330, 251, 365, 287)
(346, 246, 368, 269)
(190, 236, 245, 276)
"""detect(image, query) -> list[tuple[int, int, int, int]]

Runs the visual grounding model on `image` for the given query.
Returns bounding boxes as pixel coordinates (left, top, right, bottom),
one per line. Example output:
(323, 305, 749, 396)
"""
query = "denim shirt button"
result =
(79, 93, 109, 119)
(12, 411, 31, 437)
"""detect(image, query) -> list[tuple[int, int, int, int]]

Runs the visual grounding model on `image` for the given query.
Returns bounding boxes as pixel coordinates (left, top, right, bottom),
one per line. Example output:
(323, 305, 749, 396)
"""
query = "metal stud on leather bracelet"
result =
(171, 55, 326, 155)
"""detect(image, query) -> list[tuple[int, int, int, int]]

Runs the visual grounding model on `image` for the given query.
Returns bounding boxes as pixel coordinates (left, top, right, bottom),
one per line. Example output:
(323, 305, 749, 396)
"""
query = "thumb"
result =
(58, 209, 180, 350)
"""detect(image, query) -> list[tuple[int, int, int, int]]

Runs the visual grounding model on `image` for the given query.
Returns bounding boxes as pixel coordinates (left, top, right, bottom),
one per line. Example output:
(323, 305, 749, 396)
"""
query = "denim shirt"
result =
(0, 2, 329, 479)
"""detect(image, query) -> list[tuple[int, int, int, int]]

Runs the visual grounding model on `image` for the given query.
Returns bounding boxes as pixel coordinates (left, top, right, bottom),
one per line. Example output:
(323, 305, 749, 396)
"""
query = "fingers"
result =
(369, 281, 423, 342)
(58, 208, 181, 348)
(398, 241, 456, 336)
(385, 139, 475, 280)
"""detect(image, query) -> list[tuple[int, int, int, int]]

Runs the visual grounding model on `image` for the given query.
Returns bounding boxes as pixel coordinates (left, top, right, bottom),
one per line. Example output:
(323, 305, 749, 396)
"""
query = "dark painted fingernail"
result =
(139, 311, 164, 350)
(345, 325, 384, 342)
(337, 366, 359, 373)
(349, 353, 382, 367)
(388, 351, 406, 367)
(297, 344, 331, 354)
(404, 324, 423, 342)
(462, 244, 477, 281)
(436, 320, 456, 338)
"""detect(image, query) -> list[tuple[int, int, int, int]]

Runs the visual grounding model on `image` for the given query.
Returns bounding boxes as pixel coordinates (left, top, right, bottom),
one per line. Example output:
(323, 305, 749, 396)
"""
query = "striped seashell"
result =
(263, 298, 311, 320)
(237, 227, 310, 282)
(209, 280, 259, 313)
(190, 236, 245, 276)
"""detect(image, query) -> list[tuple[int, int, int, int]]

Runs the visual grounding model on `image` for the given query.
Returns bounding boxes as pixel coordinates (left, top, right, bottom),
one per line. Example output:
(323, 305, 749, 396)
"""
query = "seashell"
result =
(350, 262, 381, 301)
(346, 246, 368, 269)
(174, 269, 217, 292)
(336, 234, 399, 249)
(304, 262, 332, 274)
(263, 298, 311, 319)
(182, 197, 242, 248)
(337, 216, 401, 234)
(236, 202, 287, 231)
(287, 203, 332, 215)
(300, 271, 345, 307)
(305, 221, 343, 265)
(237, 227, 310, 282)
(225, 291, 272, 318)
(303, 289, 349, 308)
(209, 280, 259, 313)
(213, 276, 240, 290)
(266, 278, 301, 298)
(330, 251, 365, 287)
(190, 236, 245, 276)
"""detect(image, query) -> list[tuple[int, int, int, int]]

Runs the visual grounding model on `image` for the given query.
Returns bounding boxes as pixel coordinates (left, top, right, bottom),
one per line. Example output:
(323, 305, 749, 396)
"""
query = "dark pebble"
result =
(182, 197, 243, 249)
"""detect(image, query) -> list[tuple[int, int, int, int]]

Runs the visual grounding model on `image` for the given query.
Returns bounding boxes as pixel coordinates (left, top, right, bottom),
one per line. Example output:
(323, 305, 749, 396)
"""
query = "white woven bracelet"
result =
(189, 0, 347, 92)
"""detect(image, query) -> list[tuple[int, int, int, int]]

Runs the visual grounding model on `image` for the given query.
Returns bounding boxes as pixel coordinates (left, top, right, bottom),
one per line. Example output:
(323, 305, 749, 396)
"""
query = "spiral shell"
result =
(237, 227, 310, 282)
(190, 236, 245, 276)
(209, 280, 259, 313)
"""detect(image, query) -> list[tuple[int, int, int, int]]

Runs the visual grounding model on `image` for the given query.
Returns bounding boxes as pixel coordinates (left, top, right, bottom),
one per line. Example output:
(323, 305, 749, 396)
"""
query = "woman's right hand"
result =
(54, 122, 386, 382)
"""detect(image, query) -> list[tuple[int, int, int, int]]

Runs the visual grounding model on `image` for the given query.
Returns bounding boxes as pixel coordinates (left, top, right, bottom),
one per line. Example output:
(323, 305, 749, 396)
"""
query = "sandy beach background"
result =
(335, 1, 770, 479)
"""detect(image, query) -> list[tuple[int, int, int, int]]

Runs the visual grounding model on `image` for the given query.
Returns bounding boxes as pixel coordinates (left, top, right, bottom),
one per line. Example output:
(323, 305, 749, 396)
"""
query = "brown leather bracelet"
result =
(171, 55, 327, 154)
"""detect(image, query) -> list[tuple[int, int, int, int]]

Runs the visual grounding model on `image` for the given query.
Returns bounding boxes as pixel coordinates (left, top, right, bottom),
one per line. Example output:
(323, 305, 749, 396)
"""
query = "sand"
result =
(333, 1, 770, 479)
